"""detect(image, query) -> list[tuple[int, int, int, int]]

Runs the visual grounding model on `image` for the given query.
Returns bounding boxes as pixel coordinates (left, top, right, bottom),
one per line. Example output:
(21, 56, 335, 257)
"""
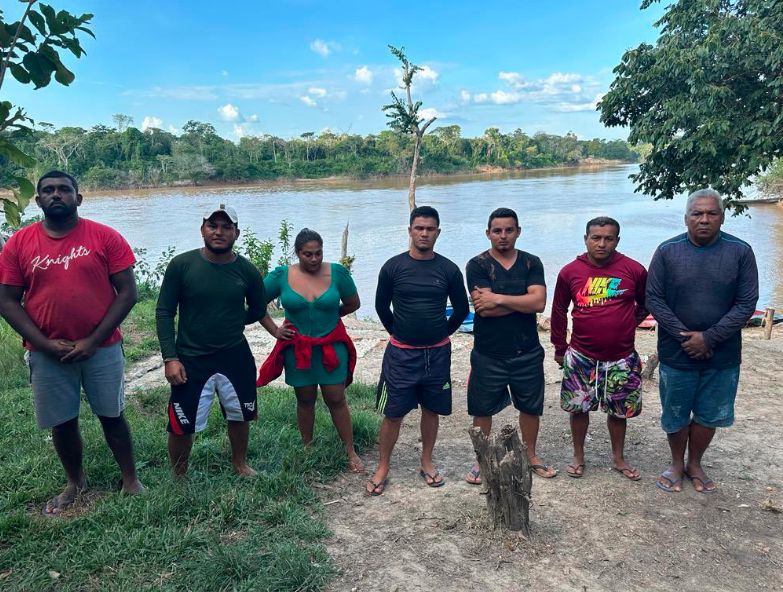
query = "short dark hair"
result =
(409, 205, 440, 227)
(585, 216, 620, 236)
(294, 228, 323, 252)
(487, 207, 519, 229)
(37, 170, 78, 194)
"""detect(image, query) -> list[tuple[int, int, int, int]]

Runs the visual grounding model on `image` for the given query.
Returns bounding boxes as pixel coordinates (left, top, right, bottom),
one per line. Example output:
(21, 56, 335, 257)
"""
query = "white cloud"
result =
(491, 90, 523, 105)
(470, 71, 603, 111)
(125, 86, 219, 101)
(498, 71, 526, 88)
(218, 103, 240, 121)
(418, 66, 439, 83)
(354, 66, 373, 84)
(221, 70, 229, 77)
(310, 39, 340, 57)
(300, 95, 317, 107)
(418, 107, 448, 120)
(308, 87, 327, 98)
(141, 116, 162, 131)
(246, 113, 259, 122)
(233, 123, 251, 137)
(460, 90, 471, 103)
(554, 93, 604, 113)
(167, 125, 178, 134)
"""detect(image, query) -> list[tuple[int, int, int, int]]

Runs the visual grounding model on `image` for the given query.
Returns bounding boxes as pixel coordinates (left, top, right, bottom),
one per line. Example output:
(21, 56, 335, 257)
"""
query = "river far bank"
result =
(1, 159, 634, 198)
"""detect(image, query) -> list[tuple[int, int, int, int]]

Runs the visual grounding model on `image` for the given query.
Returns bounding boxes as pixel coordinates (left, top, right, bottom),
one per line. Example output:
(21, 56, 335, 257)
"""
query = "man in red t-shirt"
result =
(0, 171, 144, 515)
(550, 217, 648, 481)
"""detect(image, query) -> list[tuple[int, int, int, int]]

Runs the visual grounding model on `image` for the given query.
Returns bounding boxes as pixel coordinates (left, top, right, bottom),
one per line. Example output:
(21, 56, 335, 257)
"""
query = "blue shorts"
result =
(658, 363, 740, 433)
(376, 342, 452, 418)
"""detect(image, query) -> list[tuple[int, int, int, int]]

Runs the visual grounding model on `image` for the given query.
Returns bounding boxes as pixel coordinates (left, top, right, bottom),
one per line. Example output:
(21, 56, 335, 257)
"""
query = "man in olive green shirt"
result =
(156, 204, 267, 478)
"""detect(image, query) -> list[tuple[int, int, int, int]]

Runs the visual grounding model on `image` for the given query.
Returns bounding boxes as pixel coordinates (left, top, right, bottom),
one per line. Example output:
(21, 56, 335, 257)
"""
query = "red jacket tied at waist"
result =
(256, 319, 357, 387)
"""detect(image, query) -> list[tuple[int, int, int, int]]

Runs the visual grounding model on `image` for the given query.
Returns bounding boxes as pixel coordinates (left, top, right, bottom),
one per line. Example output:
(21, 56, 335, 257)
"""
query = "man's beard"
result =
(43, 202, 77, 220)
(204, 240, 234, 254)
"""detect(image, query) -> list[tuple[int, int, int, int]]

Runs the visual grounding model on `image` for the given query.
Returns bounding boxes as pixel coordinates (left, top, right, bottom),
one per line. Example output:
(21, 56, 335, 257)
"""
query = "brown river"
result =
(78, 165, 783, 318)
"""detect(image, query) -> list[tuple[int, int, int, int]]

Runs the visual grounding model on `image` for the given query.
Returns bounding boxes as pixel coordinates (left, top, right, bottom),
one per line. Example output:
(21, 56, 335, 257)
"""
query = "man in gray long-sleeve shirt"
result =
(647, 189, 758, 494)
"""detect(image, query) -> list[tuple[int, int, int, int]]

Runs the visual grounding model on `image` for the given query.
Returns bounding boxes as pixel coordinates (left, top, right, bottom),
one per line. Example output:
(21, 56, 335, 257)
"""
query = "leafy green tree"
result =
(599, 0, 782, 209)
(0, 1, 93, 226)
(382, 45, 437, 211)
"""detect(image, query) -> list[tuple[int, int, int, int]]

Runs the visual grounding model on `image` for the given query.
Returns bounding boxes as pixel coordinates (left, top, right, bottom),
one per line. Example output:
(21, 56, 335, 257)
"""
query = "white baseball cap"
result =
(203, 203, 238, 224)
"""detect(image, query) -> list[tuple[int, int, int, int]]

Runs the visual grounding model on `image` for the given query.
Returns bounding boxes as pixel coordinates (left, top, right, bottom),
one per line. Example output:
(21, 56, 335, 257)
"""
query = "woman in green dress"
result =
(260, 229, 364, 472)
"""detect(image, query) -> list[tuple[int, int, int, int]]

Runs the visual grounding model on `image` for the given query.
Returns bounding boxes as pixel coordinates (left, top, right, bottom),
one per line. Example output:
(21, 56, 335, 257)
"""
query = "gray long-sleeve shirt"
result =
(646, 232, 759, 370)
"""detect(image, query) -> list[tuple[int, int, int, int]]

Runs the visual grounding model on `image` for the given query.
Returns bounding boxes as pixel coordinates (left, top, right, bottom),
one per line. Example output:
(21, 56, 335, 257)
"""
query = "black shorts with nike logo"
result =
(167, 339, 258, 435)
(376, 342, 452, 418)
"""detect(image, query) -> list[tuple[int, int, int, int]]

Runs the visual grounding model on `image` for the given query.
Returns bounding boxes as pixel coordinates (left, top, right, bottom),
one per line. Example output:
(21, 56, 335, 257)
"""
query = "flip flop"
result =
(655, 471, 682, 493)
(613, 466, 642, 481)
(684, 472, 718, 495)
(420, 469, 446, 488)
(365, 478, 388, 497)
(466, 467, 482, 485)
(567, 463, 585, 479)
(531, 463, 558, 478)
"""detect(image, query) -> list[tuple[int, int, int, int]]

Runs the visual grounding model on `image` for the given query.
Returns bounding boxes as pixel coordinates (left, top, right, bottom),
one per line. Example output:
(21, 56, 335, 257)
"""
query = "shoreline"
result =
(9, 161, 635, 198)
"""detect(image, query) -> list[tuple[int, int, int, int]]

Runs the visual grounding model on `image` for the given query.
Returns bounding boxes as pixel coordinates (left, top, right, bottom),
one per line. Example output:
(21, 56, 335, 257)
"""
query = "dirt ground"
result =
(126, 320, 783, 592)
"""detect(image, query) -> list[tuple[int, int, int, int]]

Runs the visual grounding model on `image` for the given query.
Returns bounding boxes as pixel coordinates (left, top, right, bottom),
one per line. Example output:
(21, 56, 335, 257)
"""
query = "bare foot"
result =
(42, 481, 86, 516)
(234, 464, 258, 477)
(119, 478, 146, 495)
(348, 452, 365, 473)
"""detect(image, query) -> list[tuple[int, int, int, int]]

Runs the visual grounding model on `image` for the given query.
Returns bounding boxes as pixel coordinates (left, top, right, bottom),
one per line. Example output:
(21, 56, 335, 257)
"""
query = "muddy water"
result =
(78, 165, 783, 317)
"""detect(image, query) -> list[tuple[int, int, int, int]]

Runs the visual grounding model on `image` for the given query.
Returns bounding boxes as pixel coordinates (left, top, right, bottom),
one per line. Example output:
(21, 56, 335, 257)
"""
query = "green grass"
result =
(0, 318, 381, 591)
(122, 296, 162, 363)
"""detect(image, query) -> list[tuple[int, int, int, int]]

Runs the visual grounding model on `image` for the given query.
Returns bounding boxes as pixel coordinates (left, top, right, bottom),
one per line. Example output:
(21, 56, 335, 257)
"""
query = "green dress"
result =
(264, 263, 358, 387)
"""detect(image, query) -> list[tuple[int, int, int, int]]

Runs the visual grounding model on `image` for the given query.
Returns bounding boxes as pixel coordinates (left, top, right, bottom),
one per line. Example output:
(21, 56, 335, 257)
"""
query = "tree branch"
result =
(420, 117, 437, 135)
(0, 0, 38, 92)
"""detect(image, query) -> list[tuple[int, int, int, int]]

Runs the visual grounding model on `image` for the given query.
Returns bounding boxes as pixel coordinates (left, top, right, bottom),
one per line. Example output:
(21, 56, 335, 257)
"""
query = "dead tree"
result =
(469, 424, 532, 537)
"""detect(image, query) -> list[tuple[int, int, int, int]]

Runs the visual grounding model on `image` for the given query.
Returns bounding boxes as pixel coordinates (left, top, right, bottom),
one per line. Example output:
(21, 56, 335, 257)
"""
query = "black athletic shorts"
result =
(467, 345, 545, 417)
(167, 339, 258, 435)
(376, 342, 452, 418)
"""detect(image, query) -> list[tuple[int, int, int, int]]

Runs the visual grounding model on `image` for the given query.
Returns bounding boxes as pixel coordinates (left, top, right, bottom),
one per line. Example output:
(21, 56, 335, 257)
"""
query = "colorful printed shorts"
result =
(560, 347, 642, 418)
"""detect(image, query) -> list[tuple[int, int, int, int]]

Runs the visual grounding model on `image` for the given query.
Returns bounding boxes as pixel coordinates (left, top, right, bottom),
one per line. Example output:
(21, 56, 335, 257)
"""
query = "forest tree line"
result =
(1, 118, 645, 190)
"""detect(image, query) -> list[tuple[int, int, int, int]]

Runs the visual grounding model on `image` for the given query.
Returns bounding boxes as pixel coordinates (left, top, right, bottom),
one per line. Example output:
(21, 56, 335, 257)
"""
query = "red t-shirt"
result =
(551, 252, 648, 361)
(0, 218, 136, 351)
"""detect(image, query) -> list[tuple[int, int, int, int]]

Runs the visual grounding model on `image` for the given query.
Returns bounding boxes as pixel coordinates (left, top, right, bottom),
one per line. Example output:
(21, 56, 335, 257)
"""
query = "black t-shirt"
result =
(375, 251, 470, 346)
(466, 249, 545, 358)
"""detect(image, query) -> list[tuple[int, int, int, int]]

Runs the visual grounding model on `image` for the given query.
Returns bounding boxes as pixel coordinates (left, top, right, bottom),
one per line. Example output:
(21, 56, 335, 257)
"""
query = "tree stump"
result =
(468, 424, 532, 537)
(642, 353, 659, 380)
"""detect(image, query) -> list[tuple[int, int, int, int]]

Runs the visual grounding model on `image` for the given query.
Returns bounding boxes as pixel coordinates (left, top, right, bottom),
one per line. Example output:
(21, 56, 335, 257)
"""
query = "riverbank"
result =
(1, 160, 634, 198)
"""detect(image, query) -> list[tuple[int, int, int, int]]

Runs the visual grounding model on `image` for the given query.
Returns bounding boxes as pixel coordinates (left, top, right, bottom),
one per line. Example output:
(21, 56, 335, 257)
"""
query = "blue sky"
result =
(6, 0, 665, 141)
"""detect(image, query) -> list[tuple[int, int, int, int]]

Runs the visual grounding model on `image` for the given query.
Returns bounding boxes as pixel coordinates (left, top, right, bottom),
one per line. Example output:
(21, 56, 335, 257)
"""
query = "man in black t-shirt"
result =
(367, 206, 470, 496)
(465, 208, 556, 484)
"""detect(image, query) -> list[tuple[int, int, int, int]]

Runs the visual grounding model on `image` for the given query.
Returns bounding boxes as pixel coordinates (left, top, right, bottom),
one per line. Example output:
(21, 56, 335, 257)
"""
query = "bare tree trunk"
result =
(341, 222, 349, 261)
(408, 133, 421, 212)
(469, 424, 532, 537)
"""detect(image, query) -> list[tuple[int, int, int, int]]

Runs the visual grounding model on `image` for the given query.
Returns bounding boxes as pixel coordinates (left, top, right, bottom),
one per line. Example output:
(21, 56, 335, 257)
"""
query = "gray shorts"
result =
(25, 341, 125, 429)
